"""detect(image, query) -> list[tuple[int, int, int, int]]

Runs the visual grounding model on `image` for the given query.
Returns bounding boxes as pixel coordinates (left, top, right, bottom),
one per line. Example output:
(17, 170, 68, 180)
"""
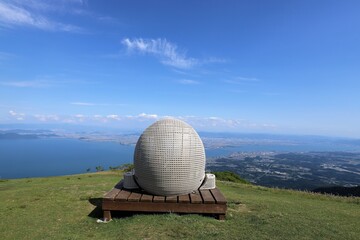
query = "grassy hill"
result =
(0, 171, 359, 240)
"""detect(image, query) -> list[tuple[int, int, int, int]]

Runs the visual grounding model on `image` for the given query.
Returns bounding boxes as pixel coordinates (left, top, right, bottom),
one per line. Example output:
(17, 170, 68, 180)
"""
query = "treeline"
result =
(312, 186, 360, 197)
(86, 163, 134, 173)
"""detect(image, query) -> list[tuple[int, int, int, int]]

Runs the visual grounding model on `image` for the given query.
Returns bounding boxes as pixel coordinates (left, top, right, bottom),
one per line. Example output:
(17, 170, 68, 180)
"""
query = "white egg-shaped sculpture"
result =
(134, 118, 206, 196)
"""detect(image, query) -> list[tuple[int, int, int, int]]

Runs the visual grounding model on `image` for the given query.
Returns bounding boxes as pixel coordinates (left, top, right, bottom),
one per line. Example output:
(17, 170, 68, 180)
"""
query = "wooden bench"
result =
(102, 180, 227, 220)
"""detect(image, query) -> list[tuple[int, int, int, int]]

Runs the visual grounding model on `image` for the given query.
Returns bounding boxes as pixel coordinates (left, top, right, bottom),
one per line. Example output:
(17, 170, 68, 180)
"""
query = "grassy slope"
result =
(0, 171, 359, 240)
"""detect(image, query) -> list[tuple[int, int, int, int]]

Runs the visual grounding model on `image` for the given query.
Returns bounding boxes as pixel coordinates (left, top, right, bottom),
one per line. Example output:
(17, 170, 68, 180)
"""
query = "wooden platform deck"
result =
(102, 181, 227, 220)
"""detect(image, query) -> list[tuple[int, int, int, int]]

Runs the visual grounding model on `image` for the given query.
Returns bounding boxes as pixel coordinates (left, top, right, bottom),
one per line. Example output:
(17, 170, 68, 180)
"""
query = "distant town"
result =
(207, 151, 360, 190)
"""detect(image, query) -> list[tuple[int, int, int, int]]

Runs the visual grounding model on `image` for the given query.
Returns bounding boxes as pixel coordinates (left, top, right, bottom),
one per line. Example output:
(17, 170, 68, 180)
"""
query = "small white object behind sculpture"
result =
(199, 173, 216, 190)
(123, 171, 138, 189)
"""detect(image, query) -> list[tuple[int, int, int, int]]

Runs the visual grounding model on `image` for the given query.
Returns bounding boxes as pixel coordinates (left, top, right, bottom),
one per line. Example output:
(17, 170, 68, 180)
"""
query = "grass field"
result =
(0, 171, 359, 240)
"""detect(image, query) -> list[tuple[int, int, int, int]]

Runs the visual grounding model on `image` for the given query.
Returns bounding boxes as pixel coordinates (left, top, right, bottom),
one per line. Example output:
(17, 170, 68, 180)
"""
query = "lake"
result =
(1, 138, 359, 179)
(0, 138, 134, 179)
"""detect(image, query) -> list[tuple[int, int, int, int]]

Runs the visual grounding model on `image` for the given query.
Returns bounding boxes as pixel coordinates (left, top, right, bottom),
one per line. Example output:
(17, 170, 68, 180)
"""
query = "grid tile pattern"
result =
(134, 119, 205, 196)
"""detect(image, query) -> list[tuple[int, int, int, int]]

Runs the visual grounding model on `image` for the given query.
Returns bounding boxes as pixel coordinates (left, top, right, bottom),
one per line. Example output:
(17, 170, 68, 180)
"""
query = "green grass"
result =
(1, 171, 359, 240)
(212, 171, 250, 184)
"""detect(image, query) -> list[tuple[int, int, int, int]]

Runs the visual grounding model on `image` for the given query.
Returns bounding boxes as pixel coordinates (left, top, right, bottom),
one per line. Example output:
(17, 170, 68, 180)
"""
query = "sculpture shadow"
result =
(87, 182, 125, 219)
(87, 197, 154, 219)
(88, 198, 103, 218)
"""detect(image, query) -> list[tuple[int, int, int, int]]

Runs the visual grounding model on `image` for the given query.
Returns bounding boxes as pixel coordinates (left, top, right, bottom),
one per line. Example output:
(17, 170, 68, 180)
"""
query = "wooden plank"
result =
(115, 189, 131, 202)
(178, 194, 190, 203)
(153, 196, 165, 203)
(200, 189, 215, 204)
(189, 191, 202, 204)
(127, 192, 142, 202)
(210, 188, 227, 204)
(102, 181, 227, 220)
(140, 193, 153, 202)
(166, 195, 178, 203)
(103, 188, 121, 200)
(102, 201, 227, 214)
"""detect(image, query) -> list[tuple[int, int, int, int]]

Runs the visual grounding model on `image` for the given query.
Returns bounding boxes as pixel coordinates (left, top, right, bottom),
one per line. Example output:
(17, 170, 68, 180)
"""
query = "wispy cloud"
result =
(122, 38, 198, 69)
(106, 114, 121, 120)
(0, 1, 82, 32)
(0, 51, 15, 62)
(236, 76, 260, 82)
(34, 114, 59, 122)
(1, 78, 96, 88)
(71, 102, 97, 106)
(70, 102, 127, 107)
(202, 57, 228, 64)
(126, 113, 159, 120)
(179, 115, 276, 130)
(5, 110, 275, 131)
(0, 80, 53, 88)
(8, 110, 25, 120)
(224, 76, 260, 84)
(177, 79, 200, 85)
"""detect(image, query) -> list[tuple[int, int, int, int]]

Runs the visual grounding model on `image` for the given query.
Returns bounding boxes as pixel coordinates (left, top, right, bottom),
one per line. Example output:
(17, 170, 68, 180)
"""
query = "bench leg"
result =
(217, 214, 225, 220)
(104, 210, 111, 221)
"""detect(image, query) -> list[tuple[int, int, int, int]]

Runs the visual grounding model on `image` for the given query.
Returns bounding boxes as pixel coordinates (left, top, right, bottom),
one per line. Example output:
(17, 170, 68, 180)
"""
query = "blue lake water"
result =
(1, 138, 359, 179)
(0, 138, 134, 179)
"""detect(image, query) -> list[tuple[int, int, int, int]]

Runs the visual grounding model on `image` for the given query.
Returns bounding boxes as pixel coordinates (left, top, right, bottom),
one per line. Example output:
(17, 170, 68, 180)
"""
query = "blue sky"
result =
(0, 0, 359, 137)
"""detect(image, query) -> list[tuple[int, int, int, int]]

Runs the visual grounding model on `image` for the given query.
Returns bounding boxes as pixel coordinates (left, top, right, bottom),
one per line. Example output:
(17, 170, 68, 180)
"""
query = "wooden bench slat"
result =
(103, 201, 227, 214)
(178, 194, 190, 203)
(200, 189, 215, 204)
(115, 189, 131, 202)
(104, 188, 121, 200)
(103, 180, 227, 220)
(166, 195, 178, 203)
(210, 188, 227, 204)
(189, 191, 202, 204)
(140, 194, 153, 202)
(127, 192, 142, 202)
(153, 196, 165, 203)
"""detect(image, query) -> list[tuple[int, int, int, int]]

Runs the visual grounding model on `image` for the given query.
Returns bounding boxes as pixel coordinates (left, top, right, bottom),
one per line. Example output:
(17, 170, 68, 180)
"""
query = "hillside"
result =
(0, 171, 359, 240)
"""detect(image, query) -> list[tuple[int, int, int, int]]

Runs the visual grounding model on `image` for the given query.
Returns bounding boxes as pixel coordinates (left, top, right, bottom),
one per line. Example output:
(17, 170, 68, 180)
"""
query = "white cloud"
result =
(0, 1, 82, 32)
(71, 102, 96, 106)
(4, 111, 276, 131)
(9, 110, 17, 116)
(73, 114, 85, 122)
(10, 0, 86, 12)
(177, 79, 200, 85)
(70, 102, 127, 107)
(8, 110, 25, 120)
(122, 38, 198, 69)
(106, 114, 121, 120)
(138, 113, 158, 119)
(34, 114, 59, 122)
(126, 113, 159, 121)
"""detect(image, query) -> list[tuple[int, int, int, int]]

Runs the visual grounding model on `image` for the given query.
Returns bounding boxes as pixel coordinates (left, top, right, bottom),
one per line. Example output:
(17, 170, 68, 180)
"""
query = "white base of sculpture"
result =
(199, 173, 216, 190)
(123, 172, 139, 189)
